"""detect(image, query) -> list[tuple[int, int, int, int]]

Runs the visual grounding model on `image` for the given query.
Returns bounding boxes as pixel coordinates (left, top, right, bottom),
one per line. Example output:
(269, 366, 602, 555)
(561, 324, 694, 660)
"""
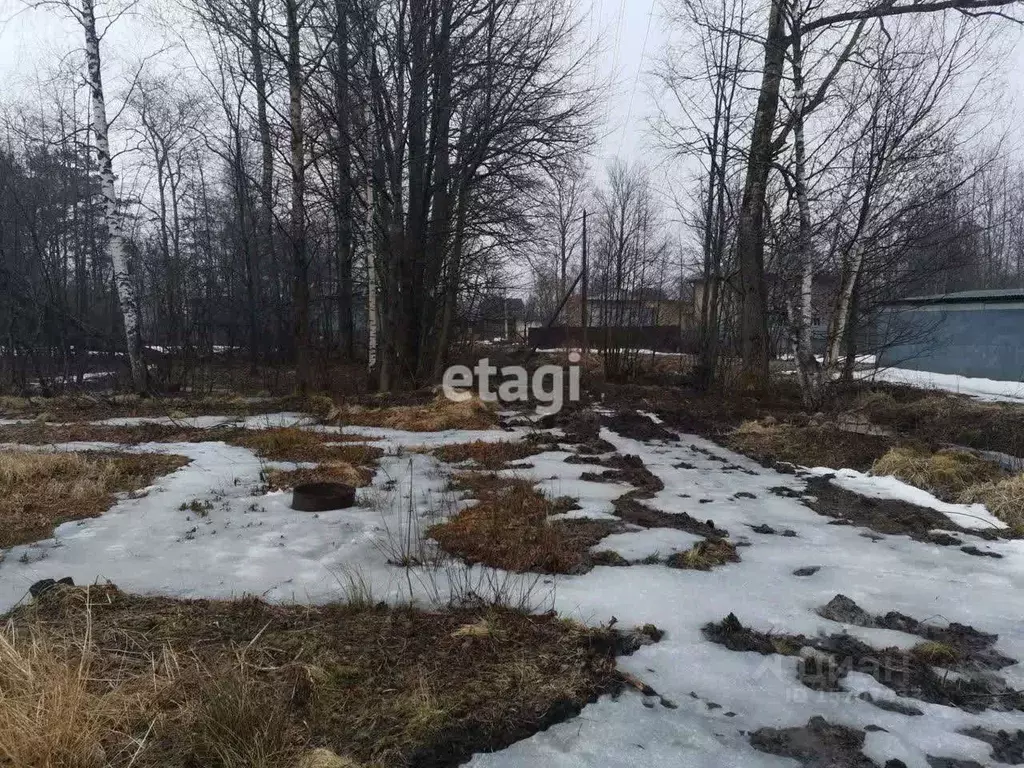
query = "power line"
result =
(616, 0, 656, 159)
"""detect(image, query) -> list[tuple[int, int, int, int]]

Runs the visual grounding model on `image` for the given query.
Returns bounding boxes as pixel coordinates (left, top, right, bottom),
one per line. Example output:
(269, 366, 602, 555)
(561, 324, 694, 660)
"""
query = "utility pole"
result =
(581, 209, 588, 353)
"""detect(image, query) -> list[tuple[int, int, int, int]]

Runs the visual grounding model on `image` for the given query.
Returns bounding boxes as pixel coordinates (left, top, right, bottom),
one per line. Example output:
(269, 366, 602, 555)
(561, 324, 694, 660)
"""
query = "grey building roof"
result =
(886, 288, 1024, 306)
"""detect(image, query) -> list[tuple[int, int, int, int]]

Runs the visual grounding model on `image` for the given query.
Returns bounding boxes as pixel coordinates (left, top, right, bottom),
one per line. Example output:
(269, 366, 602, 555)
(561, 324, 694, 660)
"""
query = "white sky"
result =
(1, 0, 1023, 224)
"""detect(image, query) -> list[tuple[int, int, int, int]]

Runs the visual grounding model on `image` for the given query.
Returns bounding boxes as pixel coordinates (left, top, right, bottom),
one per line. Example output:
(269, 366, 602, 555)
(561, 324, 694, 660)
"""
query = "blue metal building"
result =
(877, 289, 1024, 381)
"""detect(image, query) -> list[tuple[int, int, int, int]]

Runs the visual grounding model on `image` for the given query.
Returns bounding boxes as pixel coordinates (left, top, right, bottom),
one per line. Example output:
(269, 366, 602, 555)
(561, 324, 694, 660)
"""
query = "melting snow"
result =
(1, 415, 1023, 767)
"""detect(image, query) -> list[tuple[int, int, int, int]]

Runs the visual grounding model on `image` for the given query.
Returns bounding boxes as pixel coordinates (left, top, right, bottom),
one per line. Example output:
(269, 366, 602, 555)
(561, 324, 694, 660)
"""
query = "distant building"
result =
(878, 289, 1024, 381)
(463, 295, 527, 341)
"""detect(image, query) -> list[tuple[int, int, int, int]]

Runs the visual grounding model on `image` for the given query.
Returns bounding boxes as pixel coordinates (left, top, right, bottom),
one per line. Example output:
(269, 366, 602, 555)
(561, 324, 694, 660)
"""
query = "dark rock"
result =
(794, 566, 822, 577)
(819, 594, 873, 627)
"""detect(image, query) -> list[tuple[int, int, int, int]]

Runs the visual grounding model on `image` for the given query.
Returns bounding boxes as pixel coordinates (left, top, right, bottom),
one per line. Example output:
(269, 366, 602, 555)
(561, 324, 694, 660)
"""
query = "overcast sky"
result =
(1, 0, 1023, 208)
(1, 0, 660, 162)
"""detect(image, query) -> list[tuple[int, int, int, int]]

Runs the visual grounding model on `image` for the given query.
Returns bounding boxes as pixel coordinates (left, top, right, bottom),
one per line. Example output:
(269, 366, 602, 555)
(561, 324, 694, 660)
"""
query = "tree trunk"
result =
(286, 0, 311, 394)
(81, 0, 147, 393)
(735, 0, 788, 386)
(335, 0, 354, 359)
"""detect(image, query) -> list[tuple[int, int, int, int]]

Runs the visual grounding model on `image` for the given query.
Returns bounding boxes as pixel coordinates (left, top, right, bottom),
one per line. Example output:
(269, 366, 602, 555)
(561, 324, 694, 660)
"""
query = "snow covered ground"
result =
(862, 367, 1024, 404)
(2, 415, 1023, 766)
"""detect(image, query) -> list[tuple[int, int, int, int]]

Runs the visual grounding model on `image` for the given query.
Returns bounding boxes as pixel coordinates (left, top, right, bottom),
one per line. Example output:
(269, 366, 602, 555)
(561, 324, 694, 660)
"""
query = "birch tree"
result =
(28, 0, 148, 391)
(733, 0, 1023, 386)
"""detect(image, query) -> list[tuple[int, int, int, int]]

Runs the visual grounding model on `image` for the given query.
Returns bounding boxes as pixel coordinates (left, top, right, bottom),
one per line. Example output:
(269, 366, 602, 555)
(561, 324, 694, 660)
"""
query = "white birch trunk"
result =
(826, 249, 864, 369)
(82, 0, 146, 392)
(790, 43, 823, 404)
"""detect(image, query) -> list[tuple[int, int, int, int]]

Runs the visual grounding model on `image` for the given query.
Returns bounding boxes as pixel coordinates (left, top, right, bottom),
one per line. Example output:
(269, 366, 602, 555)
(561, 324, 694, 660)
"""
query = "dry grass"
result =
(0, 450, 190, 549)
(429, 473, 616, 574)
(958, 473, 1024, 531)
(332, 395, 498, 432)
(0, 622, 157, 767)
(1, 584, 624, 768)
(0, 393, 338, 423)
(666, 539, 740, 571)
(856, 389, 1024, 458)
(872, 446, 1006, 501)
(433, 440, 546, 470)
(727, 419, 892, 472)
(226, 428, 382, 465)
(263, 461, 374, 491)
(911, 641, 962, 667)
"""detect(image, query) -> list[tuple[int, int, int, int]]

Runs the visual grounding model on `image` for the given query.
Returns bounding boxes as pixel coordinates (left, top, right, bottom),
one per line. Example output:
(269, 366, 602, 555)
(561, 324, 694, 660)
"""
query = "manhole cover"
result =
(292, 482, 357, 512)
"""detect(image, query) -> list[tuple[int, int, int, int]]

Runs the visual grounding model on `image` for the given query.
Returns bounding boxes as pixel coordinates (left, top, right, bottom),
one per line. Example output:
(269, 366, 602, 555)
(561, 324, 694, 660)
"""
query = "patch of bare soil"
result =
(817, 594, 1016, 672)
(797, 476, 1007, 545)
(705, 611, 1023, 713)
(580, 454, 665, 497)
(613, 494, 728, 539)
(750, 716, 878, 768)
(603, 410, 679, 443)
(1, 584, 648, 768)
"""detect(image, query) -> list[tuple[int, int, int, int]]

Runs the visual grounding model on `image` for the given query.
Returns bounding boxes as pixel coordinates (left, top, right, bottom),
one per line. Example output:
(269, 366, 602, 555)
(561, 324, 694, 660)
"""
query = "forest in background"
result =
(2, 0, 1024, 404)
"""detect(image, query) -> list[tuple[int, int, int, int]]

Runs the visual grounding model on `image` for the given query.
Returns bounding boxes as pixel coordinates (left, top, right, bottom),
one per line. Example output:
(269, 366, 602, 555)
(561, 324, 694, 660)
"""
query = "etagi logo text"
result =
(442, 354, 581, 416)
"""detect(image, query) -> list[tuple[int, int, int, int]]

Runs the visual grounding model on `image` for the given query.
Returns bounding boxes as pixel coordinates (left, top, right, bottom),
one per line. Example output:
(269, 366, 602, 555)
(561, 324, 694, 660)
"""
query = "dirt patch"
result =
(750, 716, 877, 768)
(0, 450, 190, 549)
(579, 454, 664, 497)
(434, 440, 547, 470)
(817, 594, 1016, 672)
(800, 476, 1003, 544)
(603, 411, 678, 443)
(612, 494, 728, 539)
(705, 613, 1023, 713)
(1, 584, 639, 768)
(429, 473, 622, 574)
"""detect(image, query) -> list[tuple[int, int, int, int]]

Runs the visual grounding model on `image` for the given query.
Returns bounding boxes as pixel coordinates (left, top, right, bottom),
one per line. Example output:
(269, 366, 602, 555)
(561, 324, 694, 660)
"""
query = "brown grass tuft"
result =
(666, 539, 740, 571)
(434, 440, 545, 470)
(872, 446, 1006, 501)
(3, 585, 625, 768)
(911, 641, 962, 667)
(0, 450, 190, 548)
(727, 420, 891, 472)
(333, 395, 498, 432)
(958, 473, 1024, 531)
(428, 473, 616, 574)
(263, 461, 373, 491)
(227, 429, 382, 465)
